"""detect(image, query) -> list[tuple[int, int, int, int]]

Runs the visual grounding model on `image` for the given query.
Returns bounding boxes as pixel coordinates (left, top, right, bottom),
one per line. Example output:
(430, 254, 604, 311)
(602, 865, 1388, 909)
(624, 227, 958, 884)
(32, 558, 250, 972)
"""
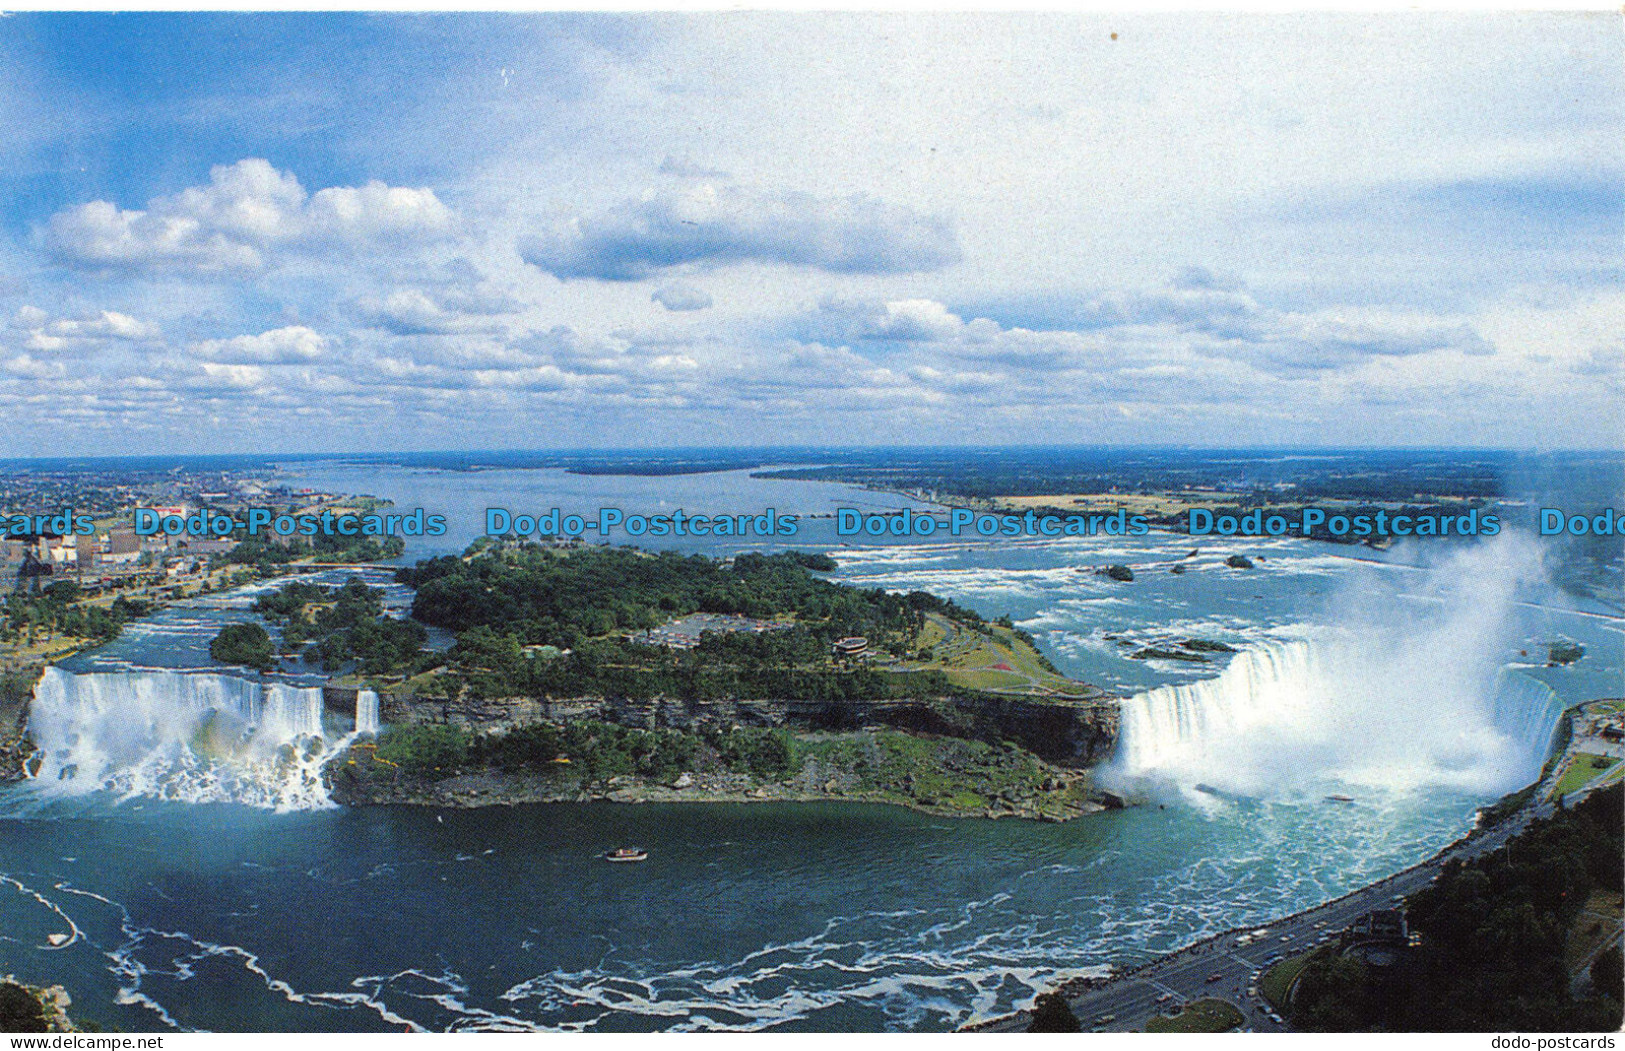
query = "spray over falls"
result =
(1115, 637, 1563, 797)
(1114, 535, 1566, 798)
(22, 667, 378, 811)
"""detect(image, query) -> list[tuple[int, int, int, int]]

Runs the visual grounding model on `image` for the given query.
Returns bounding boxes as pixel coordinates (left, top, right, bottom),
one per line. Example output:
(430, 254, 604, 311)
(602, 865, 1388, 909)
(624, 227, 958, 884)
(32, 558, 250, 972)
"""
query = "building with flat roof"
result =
(832, 636, 869, 658)
(1340, 909, 1411, 967)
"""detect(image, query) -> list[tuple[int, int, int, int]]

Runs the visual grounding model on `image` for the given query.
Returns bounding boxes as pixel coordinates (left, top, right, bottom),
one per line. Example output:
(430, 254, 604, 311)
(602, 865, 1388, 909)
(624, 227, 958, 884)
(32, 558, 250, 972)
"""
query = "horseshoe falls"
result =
(3, 467, 1618, 1034)
(1115, 532, 1575, 798)
(1115, 638, 1565, 797)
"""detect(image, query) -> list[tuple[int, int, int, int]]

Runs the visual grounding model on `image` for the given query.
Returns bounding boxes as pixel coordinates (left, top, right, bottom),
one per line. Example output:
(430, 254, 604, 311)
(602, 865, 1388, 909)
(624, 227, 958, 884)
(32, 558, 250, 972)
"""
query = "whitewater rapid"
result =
(22, 667, 380, 811)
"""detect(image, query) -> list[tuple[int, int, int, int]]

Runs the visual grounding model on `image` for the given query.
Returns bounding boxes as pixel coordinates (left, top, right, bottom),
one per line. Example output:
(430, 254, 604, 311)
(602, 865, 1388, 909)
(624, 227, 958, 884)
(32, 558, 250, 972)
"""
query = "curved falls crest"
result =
(1115, 636, 1563, 798)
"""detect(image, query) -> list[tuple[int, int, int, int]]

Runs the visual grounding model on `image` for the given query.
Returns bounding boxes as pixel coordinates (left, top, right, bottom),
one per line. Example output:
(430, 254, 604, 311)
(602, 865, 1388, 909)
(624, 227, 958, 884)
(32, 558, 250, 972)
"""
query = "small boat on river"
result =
(603, 847, 648, 863)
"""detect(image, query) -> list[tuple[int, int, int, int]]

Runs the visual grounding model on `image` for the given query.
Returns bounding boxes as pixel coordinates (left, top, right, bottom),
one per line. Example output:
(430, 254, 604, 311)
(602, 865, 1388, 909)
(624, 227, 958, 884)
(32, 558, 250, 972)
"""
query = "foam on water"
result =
(1113, 533, 1571, 798)
(24, 667, 344, 811)
(1114, 636, 1564, 797)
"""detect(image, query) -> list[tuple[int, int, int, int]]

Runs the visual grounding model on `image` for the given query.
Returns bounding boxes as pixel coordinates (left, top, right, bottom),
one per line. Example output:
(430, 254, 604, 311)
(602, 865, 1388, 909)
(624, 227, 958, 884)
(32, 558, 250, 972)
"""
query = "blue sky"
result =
(1, 12, 1621, 454)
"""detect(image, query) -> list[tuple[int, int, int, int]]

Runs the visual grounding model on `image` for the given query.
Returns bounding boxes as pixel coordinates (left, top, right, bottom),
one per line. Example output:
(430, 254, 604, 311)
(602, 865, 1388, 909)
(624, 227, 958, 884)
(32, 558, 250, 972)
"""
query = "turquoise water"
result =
(0, 793, 1487, 1032)
(2, 462, 1619, 1032)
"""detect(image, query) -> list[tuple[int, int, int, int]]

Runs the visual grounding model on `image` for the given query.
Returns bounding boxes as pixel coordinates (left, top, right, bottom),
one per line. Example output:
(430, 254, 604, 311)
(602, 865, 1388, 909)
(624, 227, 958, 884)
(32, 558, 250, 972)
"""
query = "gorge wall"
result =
(352, 688, 1121, 767)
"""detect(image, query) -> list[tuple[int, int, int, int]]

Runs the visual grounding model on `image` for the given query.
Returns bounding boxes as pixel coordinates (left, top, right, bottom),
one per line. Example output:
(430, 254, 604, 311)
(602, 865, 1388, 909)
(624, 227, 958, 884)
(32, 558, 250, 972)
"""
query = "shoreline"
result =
(964, 792, 1531, 1032)
(962, 701, 1603, 1033)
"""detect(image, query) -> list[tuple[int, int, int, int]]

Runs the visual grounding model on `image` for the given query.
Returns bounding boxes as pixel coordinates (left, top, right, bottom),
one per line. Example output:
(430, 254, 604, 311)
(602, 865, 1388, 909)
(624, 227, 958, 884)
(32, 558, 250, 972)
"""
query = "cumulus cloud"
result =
(192, 362, 269, 389)
(520, 183, 960, 281)
(992, 278, 1497, 369)
(356, 285, 519, 335)
(42, 159, 455, 273)
(807, 277, 1495, 377)
(816, 296, 988, 342)
(305, 182, 454, 244)
(12, 308, 159, 352)
(651, 284, 713, 311)
(3, 353, 63, 379)
(193, 326, 327, 364)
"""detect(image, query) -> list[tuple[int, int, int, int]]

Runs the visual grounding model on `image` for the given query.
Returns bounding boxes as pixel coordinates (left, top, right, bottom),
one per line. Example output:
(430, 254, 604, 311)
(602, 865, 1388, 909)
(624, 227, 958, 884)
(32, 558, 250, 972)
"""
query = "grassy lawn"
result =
(1553, 753, 1620, 798)
(1260, 949, 1323, 1010)
(899, 613, 1087, 696)
(1145, 998, 1245, 1033)
(913, 616, 950, 652)
(789, 729, 1092, 817)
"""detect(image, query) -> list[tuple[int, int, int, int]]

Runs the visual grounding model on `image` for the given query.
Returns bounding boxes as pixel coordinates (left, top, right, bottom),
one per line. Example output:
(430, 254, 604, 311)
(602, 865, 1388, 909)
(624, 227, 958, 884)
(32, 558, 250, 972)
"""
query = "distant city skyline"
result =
(1, 13, 1620, 455)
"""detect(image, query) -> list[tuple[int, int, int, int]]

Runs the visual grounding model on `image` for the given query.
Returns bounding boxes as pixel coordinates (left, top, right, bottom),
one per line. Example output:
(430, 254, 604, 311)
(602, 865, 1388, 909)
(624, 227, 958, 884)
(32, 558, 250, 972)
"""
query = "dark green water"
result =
(3, 461, 1615, 1031)
(0, 789, 1483, 1032)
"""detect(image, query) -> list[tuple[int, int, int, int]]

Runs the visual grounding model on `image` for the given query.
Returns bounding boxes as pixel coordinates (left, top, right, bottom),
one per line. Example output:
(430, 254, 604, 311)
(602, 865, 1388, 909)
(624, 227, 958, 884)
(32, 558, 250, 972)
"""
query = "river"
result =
(1, 459, 1618, 1031)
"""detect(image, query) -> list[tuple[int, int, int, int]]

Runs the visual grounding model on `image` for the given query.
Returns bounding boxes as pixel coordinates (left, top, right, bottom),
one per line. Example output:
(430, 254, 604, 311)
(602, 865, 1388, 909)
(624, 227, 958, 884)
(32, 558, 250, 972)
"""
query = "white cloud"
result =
(306, 182, 455, 244)
(818, 296, 973, 342)
(356, 286, 518, 335)
(12, 308, 160, 353)
(3, 354, 62, 379)
(194, 362, 268, 388)
(807, 278, 1495, 377)
(193, 326, 328, 364)
(520, 182, 960, 281)
(42, 159, 456, 273)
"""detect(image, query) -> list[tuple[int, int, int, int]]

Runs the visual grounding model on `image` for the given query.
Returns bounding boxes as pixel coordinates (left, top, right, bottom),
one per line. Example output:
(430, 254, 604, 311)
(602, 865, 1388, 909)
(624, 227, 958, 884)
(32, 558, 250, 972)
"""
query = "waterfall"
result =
(25, 666, 342, 811)
(1114, 636, 1565, 798)
(355, 689, 380, 735)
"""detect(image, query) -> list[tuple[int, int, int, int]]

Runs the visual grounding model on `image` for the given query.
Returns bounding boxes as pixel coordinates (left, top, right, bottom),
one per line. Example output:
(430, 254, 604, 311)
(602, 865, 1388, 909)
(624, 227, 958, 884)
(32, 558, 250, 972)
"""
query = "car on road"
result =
(1156, 993, 1174, 1004)
(1207, 973, 1224, 983)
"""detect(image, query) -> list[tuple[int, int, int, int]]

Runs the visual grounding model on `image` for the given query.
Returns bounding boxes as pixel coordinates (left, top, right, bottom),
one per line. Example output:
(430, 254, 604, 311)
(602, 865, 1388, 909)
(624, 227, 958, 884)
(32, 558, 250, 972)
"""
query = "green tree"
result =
(0, 982, 47, 1033)
(1027, 993, 1081, 1032)
(210, 622, 276, 672)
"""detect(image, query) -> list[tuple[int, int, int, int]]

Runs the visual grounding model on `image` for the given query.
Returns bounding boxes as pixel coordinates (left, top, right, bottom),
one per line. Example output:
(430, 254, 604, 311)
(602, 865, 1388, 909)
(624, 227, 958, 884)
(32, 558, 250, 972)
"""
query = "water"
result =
(61, 565, 418, 681)
(0, 795, 1487, 1032)
(356, 691, 380, 737)
(1115, 638, 1565, 799)
(23, 668, 339, 812)
(2, 458, 1620, 1032)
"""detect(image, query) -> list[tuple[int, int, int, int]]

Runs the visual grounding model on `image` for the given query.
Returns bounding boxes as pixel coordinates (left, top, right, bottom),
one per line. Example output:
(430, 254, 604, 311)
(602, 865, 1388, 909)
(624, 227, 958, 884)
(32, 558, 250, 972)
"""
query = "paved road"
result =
(972, 798, 1559, 1033)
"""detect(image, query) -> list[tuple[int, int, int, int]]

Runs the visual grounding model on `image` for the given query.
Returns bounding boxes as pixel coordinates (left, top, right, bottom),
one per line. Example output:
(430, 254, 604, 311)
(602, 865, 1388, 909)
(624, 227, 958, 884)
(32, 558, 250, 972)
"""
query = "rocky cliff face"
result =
(0, 666, 42, 782)
(359, 688, 1120, 768)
